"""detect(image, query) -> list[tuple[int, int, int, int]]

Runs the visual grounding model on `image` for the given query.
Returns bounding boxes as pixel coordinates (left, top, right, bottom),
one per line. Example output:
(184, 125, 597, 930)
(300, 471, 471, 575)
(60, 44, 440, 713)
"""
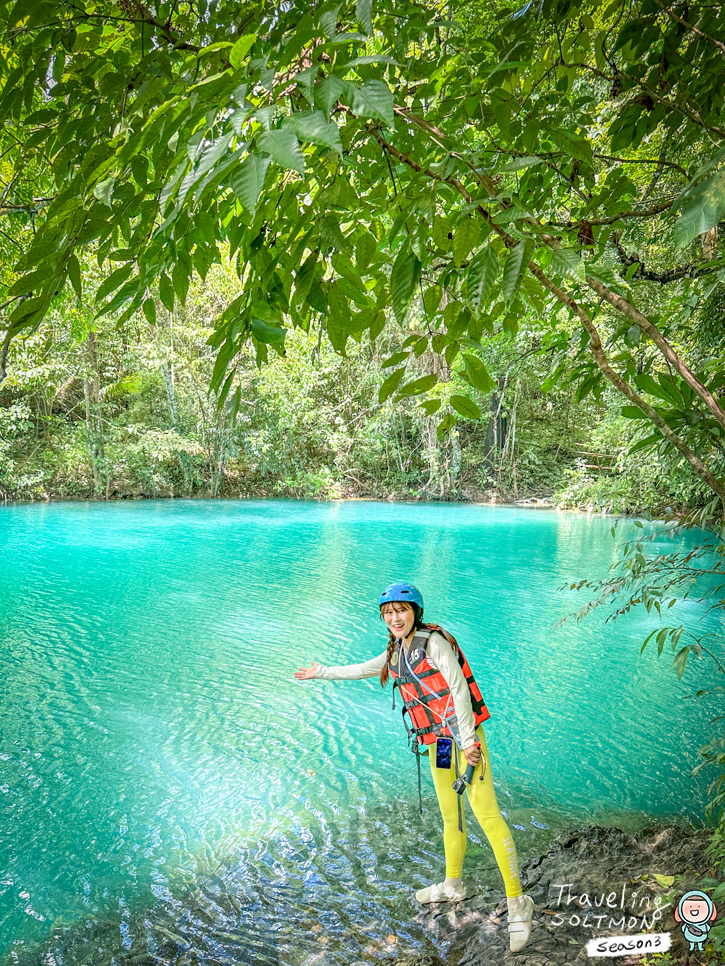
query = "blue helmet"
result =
(378, 582, 424, 613)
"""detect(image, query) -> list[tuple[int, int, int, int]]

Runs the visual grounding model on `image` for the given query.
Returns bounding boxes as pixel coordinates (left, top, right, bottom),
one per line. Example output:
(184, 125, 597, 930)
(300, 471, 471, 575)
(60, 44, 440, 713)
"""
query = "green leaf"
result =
(501, 240, 530, 301)
(633, 373, 681, 405)
(673, 169, 725, 249)
(357, 0, 373, 34)
(443, 300, 462, 331)
(172, 261, 190, 306)
(67, 254, 82, 299)
(466, 246, 499, 314)
(382, 351, 409, 368)
(258, 129, 305, 174)
(316, 74, 345, 120)
(307, 279, 328, 314)
(437, 413, 456, 438)
(294, 250, 318, 304)
(432, 217, 452, 251)
(397, 374, 438, 397)
(229, 33, 256, 69)
(293, 65, 319, 107)
(356, 232, 377, 272)
(284, 110, 342, 156)
(419, 398, 441, 415)
(412, 336, 428, 357)
(452, 218, 480, 268)
(390, 249, 421, 323)
(319, 3, 342, 37)
(230, 154, 271, 215)
(379, 366, 405, 402)
(320, 214, 347, 250)
(423, 284, 442, 315)
(142, 298, 157, 325)
(463, 353, 496, 392)
(97, 279, 140, 317)
(251, 300, 281, 325)
(251, 317, 286, 344)
(95, 263, 134, 303)
(545, 126, 593, 162)
(369, 309, 386, 341)
(352, 79, 394, 128)
(551, 247, 586, 282)
(499, 156, 542, 172)
(159, 272, 174, 312)
(94, 176, 115, 206)
(628, 433, 660, 454)
(621, 406, 649, 419)
(450, 394, 482, 419)
(652, 874, 675, 888)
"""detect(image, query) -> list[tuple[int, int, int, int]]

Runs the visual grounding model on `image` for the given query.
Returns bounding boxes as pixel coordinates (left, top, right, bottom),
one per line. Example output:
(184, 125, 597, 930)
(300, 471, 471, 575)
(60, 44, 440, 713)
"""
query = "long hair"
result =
(378, 603, 460, 687)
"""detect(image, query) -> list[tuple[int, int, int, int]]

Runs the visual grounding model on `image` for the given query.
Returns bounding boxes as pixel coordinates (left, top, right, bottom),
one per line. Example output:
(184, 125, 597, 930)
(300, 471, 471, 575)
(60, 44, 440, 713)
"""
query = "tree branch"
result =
(651, 0, 725, 56)
(525, 264, 725, 502)
(610, 231, 719, 283)
(0, 329, 11, 384)
(594, 153, 689, 177)
(366, 124, 725, 464)
(585, 273, 725, 433)
(549, 199, 674, 228)
(570, 61, 725, 139)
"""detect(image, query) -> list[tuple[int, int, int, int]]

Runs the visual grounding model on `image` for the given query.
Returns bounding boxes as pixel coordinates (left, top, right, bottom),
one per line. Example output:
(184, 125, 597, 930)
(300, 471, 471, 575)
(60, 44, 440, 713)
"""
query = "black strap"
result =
(402, 688, 451, 708)
(454, 746, 463, 832)
(416, 747, 423, 814)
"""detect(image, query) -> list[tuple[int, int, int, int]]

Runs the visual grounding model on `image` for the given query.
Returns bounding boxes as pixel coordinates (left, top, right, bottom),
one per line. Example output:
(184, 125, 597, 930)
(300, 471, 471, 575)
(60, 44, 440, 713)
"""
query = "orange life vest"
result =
(388, 628, 490, 746)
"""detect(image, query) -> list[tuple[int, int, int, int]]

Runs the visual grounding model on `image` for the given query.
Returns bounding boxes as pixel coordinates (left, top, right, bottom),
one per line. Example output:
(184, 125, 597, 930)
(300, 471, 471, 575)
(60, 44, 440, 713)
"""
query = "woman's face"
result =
(381, 602, 415, 640)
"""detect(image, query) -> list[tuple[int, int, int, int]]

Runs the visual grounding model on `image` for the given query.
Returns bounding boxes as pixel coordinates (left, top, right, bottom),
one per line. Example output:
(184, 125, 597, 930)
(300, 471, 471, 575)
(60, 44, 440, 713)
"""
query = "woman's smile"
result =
(382, 603, 415, 639)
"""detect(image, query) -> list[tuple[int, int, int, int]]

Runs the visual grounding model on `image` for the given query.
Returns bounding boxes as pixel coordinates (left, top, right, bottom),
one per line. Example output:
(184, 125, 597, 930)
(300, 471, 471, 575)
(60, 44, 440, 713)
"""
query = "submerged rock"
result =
(431, 823, 712, 966)
(3, 823, 713, 966)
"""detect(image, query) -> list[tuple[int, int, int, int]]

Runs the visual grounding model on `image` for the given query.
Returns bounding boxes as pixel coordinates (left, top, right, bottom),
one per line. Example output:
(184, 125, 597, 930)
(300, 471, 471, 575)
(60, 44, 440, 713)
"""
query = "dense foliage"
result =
(1, 258, 705, 509)
(1, 0, 724, 505)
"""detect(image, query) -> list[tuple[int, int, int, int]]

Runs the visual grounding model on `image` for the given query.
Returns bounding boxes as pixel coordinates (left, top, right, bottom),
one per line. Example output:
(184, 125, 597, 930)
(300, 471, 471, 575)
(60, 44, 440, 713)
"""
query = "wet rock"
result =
(394, 955, 447, 966)
(437, 823, 712, 966)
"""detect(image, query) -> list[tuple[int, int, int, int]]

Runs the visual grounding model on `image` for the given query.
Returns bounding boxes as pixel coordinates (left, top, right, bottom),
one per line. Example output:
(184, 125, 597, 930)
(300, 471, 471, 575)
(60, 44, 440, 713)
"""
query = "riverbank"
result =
(0, 485, 681, 519)
(4, 821, 714, 966)
(414, 822, 715, 966)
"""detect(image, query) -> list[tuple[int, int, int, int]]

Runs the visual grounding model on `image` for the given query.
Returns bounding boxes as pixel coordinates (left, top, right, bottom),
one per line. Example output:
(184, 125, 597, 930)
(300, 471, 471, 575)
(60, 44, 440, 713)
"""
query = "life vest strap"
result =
(401, 688, 451, 708)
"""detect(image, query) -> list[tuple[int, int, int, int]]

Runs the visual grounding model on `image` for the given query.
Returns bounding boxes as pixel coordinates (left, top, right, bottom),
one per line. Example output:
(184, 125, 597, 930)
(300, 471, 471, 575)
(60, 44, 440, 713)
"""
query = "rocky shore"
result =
(412, 823, 713, 966)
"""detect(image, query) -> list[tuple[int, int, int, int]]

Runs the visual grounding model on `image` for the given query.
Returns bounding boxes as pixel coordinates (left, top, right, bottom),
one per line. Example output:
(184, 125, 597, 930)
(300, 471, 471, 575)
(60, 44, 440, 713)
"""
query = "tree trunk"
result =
(85, 331, 104, 497)
(161, 359, 180, 430)
(161, 354, 193, 496)
(0, 330, 10, 385)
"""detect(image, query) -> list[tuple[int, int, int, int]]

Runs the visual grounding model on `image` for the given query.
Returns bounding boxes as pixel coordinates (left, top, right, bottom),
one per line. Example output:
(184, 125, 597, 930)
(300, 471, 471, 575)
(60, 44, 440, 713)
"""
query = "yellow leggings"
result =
(429, 725, 522, 897)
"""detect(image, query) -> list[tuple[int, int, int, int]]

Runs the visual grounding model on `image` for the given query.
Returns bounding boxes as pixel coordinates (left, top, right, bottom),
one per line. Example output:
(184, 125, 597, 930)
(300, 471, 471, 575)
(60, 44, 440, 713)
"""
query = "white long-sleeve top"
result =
(313, 631, 479, 748)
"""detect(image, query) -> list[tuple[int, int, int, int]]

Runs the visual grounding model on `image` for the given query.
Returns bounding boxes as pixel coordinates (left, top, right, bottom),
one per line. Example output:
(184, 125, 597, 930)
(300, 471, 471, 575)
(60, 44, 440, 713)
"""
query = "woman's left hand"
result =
(462, 743, 482, 767)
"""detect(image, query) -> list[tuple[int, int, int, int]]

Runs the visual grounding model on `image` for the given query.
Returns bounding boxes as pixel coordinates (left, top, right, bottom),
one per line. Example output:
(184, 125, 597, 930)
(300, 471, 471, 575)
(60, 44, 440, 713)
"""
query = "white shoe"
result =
(415, 879, 466, 904)
(508, 894, 535, 952)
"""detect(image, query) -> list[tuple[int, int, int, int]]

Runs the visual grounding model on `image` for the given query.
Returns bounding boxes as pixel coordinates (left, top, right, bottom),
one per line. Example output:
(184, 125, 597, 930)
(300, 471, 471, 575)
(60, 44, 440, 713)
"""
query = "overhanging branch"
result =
(610, 231, 719, 283)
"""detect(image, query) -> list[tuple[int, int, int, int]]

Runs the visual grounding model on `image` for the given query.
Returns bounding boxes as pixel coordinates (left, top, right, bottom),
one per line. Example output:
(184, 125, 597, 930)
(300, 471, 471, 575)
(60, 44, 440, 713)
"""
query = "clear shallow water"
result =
(0, 499, 719, 965)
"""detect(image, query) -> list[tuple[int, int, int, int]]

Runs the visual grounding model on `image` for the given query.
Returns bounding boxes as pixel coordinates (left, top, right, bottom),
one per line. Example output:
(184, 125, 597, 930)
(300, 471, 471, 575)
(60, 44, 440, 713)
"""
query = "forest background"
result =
(0, 0, 723, 515)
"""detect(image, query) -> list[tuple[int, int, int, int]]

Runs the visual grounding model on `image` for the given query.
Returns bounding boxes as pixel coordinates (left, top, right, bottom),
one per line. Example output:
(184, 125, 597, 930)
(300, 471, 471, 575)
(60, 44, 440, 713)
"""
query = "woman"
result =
(295, 581, 535, 953)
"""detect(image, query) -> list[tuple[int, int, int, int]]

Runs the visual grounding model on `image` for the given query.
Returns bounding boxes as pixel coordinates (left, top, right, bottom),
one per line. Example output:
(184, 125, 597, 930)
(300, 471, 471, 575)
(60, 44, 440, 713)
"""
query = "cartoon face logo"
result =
(675, 890, 717, 952)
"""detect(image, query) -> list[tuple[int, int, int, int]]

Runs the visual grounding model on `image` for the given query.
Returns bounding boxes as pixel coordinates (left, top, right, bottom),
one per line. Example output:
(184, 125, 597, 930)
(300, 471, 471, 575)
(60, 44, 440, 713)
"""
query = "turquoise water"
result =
(0, 499, 720, 965)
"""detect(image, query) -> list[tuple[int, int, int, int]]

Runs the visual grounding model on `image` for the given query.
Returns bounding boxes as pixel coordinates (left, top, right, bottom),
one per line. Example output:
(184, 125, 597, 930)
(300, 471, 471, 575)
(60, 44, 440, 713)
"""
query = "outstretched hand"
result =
(294, 662, 320, 681)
